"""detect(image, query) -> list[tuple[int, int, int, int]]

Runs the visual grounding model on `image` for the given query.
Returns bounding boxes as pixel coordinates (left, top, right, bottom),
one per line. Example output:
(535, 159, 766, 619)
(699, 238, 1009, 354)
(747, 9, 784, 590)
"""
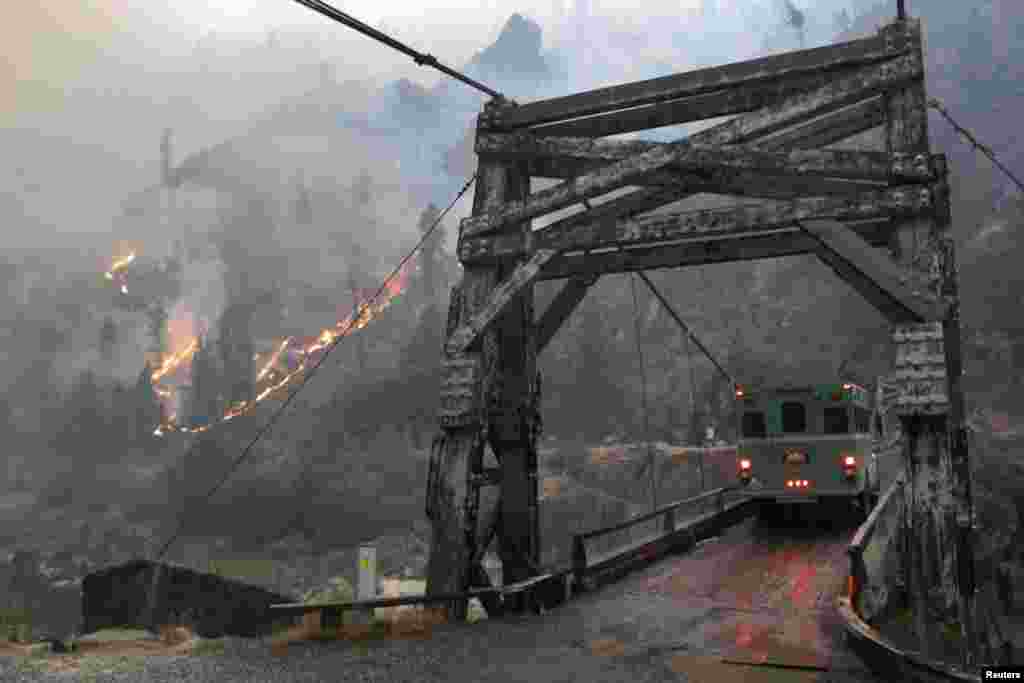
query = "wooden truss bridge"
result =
(423, 10, 976, 658)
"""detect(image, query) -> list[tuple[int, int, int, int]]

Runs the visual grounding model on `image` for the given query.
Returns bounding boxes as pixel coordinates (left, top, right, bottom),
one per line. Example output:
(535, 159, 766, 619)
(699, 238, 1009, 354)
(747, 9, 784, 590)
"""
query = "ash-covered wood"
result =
(801, 218, 946, 324)
(486, 23, 916, 131)
(460, 185, 935, 264)
(480, 134, 934, 187)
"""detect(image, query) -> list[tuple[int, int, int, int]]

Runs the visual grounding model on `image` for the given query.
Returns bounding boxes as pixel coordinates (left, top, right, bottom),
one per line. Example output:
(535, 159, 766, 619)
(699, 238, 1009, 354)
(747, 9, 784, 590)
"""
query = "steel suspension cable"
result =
(291, 0, 505, 100)
(629, 273, 657, 512)
(153, 173, 478, 561)
(928, 98, 1024, 195)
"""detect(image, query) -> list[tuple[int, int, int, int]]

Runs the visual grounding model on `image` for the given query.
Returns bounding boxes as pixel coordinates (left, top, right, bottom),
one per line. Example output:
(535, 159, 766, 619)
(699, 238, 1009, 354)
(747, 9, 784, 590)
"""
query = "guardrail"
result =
(270, 484, 758, 628)
(572, 485, 756, 592)
(838, 472, 983, 682)
(848, 471, 906, 621)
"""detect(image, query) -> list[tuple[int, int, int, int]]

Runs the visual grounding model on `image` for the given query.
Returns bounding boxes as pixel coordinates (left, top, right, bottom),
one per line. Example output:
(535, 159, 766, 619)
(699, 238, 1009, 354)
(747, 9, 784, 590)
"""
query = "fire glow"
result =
(108, 250, 416, 437)
(104, 251, 136, 295)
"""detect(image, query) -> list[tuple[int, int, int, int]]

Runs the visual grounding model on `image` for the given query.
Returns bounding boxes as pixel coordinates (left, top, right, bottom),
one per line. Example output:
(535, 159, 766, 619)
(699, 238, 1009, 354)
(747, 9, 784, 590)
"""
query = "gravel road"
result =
(1, 512, 883, 683)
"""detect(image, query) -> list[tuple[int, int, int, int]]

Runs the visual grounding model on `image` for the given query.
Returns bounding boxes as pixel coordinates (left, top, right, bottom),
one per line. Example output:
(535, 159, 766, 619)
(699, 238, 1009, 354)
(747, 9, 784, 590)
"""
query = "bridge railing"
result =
(848, 471, 906, 621)
(572, 485, 755, 591)
(838, 471, 983, 682)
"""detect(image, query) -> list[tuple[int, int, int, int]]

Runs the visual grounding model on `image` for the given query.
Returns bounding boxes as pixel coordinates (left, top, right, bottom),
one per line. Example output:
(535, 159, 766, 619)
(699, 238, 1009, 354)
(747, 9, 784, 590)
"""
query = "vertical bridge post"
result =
(426, 98, 541, 618)
(883, 17, 977, 666)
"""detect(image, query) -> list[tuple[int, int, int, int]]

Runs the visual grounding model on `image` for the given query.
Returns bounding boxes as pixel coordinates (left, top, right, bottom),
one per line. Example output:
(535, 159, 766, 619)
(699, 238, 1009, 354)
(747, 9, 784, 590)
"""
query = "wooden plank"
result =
(537, 226, 890, 280)
(465, 46, 898, 264)
(461, 141, 722, 239)
(800, 219, 945, 324)
(461, 186, 934, 263)
(482, 135, 933, 187)
(466, 72, 894, 263)
(526, 72, 820, 139)
(445, 249, 557, 355)
(535, 275, 598, 353)
(694, 52, 920, 148)
(759, 97, 886, 151)
(545, 187, 932, 253)
(528, 50, 915, 140)
(464, 143, 933, 239)
(486, 23, 916, 130)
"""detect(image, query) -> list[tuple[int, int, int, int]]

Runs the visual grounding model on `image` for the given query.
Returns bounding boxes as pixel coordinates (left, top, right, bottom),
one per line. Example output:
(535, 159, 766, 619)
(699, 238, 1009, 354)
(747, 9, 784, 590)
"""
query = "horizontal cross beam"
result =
(485, 21, 917, 131)
(460, 186, 934, 264)
(799, 219, 947, 323)
(524, 49, 917, 141)
(536, 221, 897, 280)
(461, 144, 934, 239)
(478, 135, 933, 188)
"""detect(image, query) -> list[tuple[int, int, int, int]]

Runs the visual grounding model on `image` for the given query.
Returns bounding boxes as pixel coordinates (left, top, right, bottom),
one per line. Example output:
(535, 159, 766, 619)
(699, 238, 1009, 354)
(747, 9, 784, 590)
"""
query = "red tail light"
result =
(843, 456, 856, 467)
(739, 459, 751, 471)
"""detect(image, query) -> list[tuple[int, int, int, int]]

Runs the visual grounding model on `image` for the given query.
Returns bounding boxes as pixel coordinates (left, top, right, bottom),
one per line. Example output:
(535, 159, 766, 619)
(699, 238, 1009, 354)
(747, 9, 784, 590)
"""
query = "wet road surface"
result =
(0, 509, 881, 683)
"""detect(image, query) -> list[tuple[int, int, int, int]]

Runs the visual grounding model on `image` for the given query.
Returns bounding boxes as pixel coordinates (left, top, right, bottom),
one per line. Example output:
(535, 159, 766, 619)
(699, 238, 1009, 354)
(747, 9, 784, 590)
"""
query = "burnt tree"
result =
(424, 13, 978, 662)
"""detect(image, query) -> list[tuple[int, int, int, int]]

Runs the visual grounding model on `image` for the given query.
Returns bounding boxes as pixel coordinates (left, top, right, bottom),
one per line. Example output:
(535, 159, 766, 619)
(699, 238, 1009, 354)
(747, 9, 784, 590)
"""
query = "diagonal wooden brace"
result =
(459, 143, 699, 239)
(535, 274, 599, 353)
(798, 219, 946, 324)
(445, 249, 558, 355)
(480, 135, 933, 189)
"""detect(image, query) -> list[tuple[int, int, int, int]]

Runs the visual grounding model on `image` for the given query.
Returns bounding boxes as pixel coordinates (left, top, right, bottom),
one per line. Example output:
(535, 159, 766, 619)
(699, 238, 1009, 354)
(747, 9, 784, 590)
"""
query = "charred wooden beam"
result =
(481, 134, 933, 188)
(463, 143, 934, 239)
(460, 185, 934, 263)
(537, 220, 902, 279)
(758, 97, 886, 151)
(539, 229, 827, 279)
(459, 143, 696, 239)
(694, 54, 919, 149)
(799, 218, 945, 324)
(527, 49, 917, 140)
(486, 22, 916, 131)
(658, 169, 886, 200)
(445, 249, 557, 355)
(535, 275, 598, 353)
(527, 74, 816, 139)
(464, 71, 894, 260)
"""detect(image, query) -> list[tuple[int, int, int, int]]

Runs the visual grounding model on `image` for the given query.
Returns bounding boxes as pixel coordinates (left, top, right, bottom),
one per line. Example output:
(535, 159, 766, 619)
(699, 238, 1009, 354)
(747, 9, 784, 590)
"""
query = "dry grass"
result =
(268, 607, 450, 655)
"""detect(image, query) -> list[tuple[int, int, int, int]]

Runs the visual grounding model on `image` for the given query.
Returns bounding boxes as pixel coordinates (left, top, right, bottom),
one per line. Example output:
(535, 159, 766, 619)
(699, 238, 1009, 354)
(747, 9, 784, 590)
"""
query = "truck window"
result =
(823, 406, 850, 434)
(781, 402, 806, 433)
(742, 411, 766, 438)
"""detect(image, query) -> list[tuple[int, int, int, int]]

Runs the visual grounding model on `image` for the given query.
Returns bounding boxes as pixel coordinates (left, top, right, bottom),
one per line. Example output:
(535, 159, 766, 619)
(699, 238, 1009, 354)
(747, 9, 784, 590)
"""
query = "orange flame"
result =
(151, 338, 198, 383)
(136, 256, 416, 437)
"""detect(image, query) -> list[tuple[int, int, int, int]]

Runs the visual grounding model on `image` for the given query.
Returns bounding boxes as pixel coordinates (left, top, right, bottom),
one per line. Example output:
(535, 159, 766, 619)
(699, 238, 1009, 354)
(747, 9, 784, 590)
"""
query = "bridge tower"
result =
(425, 11, 976, 659)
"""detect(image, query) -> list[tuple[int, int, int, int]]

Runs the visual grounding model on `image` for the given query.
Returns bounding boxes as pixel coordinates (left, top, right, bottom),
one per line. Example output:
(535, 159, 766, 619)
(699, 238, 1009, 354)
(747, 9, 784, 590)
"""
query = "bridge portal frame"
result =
(425, 13, 976, 663)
